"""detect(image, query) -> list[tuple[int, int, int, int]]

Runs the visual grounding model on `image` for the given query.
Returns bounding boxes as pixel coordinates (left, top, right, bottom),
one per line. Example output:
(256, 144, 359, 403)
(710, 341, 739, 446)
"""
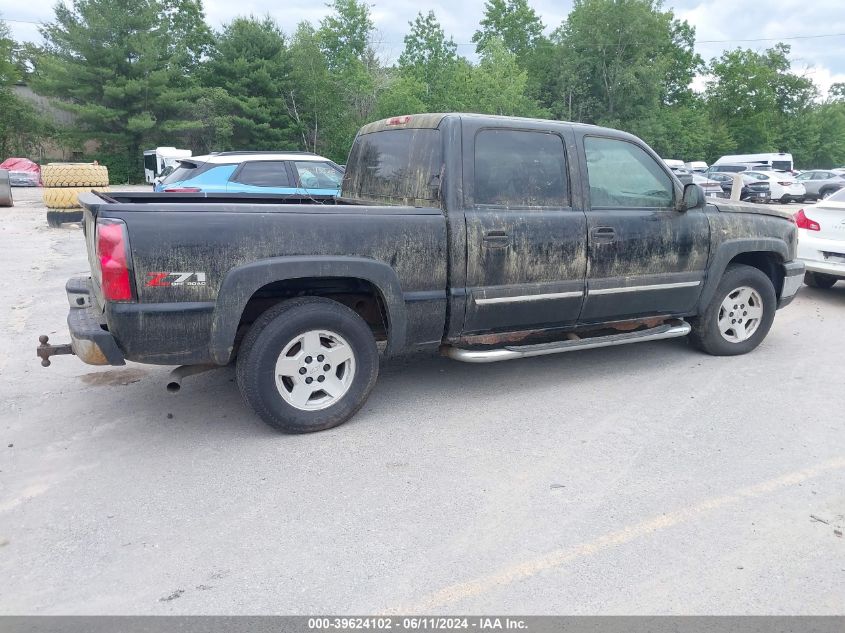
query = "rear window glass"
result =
(717, 165, 745, 173)
(474, 129, 568, 207)
(772, 160, 792, 171)
(161, 161, 201, 184)
(295, 161, 343, 189)
(342, 129, 442, 205)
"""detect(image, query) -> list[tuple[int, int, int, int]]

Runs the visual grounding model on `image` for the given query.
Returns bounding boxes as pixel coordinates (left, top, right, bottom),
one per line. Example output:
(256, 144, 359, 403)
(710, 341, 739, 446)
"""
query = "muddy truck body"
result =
(39, 113, 804, 432)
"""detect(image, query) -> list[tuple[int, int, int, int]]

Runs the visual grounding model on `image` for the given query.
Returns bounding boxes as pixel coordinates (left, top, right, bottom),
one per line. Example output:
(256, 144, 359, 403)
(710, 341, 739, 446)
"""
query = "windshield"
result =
(342, 129, 442, 205)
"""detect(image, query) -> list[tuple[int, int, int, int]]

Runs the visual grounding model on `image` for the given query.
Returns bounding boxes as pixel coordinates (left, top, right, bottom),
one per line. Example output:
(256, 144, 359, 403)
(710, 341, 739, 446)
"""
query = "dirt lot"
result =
(1, 187, 843, 614)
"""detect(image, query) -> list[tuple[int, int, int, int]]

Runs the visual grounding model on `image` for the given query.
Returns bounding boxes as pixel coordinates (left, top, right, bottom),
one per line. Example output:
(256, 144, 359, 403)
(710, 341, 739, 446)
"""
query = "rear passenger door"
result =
(461, 123, 587, 334)
(578, 135, 710, 324)
(226, 161, 297, 194)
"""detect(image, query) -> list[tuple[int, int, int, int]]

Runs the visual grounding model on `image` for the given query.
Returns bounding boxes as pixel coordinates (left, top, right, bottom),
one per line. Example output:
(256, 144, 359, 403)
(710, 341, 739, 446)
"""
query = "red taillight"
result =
(386, 115, 412, 126)
(96, 220, 133, 301)
(164, 186, 201, 192)
(794, 209, 820, 231)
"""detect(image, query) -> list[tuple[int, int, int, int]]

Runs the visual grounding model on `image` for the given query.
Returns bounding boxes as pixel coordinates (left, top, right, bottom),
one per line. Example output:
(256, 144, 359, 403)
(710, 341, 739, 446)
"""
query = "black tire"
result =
(689, 263, 777, 356)
(820, 189, 835, 200)
(46, 210, 82, 227)
(804, 271, 838, 289)
(236, 297, 379, 433)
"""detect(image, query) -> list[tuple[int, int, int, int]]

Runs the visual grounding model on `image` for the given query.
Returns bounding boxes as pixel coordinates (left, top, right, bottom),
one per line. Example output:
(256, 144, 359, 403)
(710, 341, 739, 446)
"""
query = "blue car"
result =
(155, 151, 344, 196)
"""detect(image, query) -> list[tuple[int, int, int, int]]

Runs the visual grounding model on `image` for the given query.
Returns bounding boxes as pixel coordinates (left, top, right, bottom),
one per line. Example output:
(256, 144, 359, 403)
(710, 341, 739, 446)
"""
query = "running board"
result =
(442, 319, 691, 363)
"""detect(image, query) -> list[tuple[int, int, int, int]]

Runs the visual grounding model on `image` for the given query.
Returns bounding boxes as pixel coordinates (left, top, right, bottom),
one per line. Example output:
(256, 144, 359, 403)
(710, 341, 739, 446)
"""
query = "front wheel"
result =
(236, 297, 379, 433)
(689, 264, 776, 356)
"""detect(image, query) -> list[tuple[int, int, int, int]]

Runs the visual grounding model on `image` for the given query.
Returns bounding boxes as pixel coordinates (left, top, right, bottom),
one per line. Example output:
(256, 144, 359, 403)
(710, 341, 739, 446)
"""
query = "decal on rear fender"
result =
(146, 272, 207, 287)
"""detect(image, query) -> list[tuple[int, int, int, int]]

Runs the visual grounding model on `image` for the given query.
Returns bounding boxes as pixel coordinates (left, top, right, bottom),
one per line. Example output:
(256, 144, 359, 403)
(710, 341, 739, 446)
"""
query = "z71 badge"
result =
(146, 272, 207, 287)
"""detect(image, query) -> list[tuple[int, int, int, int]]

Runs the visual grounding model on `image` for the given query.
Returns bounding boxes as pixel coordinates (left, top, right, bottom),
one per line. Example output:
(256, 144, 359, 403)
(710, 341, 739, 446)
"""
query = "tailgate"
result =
(80, 194, 107, 310)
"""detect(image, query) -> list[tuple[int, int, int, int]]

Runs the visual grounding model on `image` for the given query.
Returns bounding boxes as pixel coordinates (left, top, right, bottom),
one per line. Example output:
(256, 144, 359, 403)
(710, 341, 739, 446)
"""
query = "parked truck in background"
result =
(39, 113, 804, 433)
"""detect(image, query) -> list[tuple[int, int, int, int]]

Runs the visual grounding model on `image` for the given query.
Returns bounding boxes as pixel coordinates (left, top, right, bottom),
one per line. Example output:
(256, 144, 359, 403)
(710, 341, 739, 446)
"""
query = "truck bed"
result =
(78, 191, 449, 365)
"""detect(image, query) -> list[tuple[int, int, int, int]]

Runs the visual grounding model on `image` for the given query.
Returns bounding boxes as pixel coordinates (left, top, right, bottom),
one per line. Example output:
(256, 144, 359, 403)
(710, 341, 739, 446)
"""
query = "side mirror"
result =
(678, 183, 705, 211)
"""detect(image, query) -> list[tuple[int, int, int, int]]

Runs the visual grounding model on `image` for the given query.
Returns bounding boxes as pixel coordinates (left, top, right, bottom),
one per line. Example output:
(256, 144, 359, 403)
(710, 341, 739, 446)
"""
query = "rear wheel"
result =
(820, 189, 836, 200)
(804, 271, 838, 289)
(236, 297, 379, 433)
(689, 264, 776, 356)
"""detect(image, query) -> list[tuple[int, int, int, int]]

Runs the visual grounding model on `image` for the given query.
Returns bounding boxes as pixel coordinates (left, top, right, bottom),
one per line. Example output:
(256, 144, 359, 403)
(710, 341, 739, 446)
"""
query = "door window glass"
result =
(584, 137, 673, 208)
(231, 161, 291, 187)
(474, 130, 568, 207)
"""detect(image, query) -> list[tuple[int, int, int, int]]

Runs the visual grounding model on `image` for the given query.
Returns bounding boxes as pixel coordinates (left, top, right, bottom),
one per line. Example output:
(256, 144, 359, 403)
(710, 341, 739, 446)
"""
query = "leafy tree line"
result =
(3, 0, 845, 182)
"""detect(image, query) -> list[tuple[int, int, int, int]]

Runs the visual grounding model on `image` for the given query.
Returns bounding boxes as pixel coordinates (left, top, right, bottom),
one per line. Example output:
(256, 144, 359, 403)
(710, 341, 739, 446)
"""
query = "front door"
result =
(578, 135, 710, 324)
(462, 124, 587, 334)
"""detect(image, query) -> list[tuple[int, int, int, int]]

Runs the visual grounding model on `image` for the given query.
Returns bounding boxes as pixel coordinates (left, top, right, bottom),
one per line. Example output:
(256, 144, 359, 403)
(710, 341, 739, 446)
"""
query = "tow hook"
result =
(37, 335, 74, 367)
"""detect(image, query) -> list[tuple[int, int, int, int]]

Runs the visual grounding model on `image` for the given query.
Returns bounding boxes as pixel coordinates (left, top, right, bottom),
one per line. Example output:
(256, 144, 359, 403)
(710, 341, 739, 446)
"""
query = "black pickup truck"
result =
(39, 113, 804, 432)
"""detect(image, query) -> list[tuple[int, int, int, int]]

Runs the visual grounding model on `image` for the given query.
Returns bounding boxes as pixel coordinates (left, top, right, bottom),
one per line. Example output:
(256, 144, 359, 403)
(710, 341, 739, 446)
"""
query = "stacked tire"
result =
(42, 163, 109, 227)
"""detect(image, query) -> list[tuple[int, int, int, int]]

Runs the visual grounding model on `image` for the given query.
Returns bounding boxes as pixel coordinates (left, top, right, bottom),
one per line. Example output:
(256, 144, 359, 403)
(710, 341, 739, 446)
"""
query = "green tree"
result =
(472, 0, 544, 61)
(33, 0, 211, 179)
(551, 0, 702, 124)
(0, 17, 17, 85)
(706, 44, 816, 155)
(396, 11, 458, 110)
(0, 17, 52, 158)
(285, 22, 344, 155)
(460, 38, 547, 117)
(316, 0, 382, 160)
(199, 16, 294, 151)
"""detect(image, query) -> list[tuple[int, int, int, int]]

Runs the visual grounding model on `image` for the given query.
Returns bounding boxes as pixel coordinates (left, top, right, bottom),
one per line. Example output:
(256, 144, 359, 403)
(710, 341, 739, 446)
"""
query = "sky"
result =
(2, 0, 844, 95)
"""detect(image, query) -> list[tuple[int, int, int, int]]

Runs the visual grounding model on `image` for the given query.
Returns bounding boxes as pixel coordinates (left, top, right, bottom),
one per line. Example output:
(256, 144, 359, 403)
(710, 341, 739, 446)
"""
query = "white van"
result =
(714, 153, 793, 172)
(143, 147, 193, 184)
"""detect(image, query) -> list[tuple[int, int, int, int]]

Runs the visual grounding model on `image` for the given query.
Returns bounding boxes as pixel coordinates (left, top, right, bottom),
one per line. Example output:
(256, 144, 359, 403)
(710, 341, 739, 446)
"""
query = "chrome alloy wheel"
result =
(274, 329, 356, 411)
(718, 286, 764, 343)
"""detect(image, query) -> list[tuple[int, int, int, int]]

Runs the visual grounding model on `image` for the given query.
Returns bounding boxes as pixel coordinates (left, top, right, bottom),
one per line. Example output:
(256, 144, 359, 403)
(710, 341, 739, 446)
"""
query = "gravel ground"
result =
(0, 187, 843, 614)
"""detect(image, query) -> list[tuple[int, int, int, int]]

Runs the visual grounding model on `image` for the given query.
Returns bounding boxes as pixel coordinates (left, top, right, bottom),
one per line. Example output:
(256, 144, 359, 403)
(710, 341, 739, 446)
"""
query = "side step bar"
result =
(442, 319, 691, 364)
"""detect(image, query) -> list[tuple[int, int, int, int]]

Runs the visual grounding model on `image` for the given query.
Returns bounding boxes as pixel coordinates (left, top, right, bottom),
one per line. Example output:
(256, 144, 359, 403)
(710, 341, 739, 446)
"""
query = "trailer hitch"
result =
(37, 335, 74, 367)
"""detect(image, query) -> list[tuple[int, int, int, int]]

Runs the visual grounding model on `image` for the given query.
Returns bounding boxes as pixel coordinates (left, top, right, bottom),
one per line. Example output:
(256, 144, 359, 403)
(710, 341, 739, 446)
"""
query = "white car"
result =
(744, 170, 805, 203)
(692, 173, 723, 198)
(795, 188, 845, 288)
